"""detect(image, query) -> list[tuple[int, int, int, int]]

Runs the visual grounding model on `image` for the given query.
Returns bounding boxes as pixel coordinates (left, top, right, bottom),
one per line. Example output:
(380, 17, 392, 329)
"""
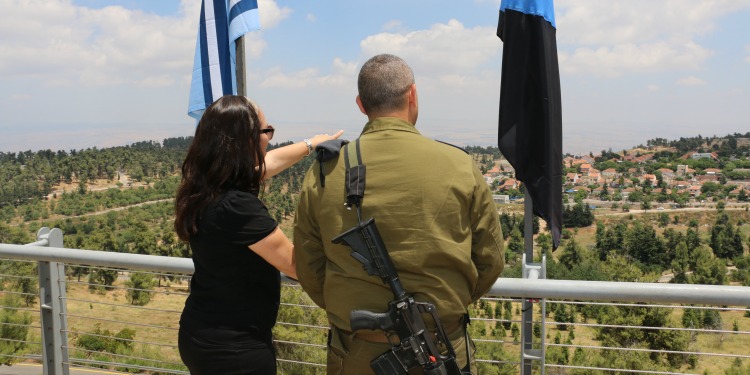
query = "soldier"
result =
(294, 54, 504, 374)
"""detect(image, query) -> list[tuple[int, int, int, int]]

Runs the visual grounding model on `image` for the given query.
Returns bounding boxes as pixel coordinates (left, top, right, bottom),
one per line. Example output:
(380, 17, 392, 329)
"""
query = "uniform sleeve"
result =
(469, 165, 505, 301)
(293, 164, 328, 309)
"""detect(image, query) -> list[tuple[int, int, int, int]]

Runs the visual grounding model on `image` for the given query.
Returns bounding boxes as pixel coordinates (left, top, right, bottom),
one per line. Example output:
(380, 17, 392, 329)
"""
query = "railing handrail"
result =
(490, 277, 750, 306)
(0, 243, 193, 274)
(3, 242, 749, 307)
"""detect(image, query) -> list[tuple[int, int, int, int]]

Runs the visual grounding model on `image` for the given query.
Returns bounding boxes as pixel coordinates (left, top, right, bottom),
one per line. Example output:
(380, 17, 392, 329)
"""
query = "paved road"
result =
(0, 363, 127, 375)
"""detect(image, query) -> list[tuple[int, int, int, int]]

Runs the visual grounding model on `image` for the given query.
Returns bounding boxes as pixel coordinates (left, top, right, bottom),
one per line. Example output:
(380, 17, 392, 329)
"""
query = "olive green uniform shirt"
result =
(294, 117, 505, 331)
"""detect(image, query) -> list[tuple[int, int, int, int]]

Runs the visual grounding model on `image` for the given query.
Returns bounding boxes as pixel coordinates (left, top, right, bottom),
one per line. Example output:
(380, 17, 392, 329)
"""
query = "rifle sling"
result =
(343, 138, 365, 214)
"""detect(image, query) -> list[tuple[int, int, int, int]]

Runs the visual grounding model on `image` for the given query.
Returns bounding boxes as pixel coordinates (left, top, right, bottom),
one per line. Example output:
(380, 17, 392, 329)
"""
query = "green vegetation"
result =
(0, 295, 32, 365)
(0, 134, 749, 373)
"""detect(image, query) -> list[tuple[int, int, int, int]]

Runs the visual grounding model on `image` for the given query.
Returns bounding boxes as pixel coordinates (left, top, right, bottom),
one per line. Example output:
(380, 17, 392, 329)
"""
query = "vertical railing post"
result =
(521, 191, 545, 374)
(36, 227, 70, 375)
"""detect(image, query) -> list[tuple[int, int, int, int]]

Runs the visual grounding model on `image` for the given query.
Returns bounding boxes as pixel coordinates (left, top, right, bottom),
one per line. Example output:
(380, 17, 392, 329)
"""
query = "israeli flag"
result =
(188, 0, 260, 119)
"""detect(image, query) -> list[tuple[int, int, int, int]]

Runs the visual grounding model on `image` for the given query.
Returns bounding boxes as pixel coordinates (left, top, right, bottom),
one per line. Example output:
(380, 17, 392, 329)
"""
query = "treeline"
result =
(0, 138, 192, 208)
(646, 132, 750, 155)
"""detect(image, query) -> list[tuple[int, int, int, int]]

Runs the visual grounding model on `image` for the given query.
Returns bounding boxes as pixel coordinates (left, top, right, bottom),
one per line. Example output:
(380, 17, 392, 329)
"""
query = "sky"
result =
(1, 0, 749, 155)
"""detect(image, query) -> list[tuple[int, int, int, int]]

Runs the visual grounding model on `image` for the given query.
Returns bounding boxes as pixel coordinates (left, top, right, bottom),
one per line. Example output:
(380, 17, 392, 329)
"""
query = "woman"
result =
(174, 95, 342, 374)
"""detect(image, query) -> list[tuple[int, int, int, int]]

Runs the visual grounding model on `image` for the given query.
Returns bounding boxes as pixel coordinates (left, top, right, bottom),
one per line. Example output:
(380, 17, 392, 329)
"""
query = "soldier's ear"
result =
(356, 95, 367, 115)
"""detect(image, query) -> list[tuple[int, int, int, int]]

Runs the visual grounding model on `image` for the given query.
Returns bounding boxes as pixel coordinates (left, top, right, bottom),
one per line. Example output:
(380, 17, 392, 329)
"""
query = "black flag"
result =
(497, 0, 563, 248)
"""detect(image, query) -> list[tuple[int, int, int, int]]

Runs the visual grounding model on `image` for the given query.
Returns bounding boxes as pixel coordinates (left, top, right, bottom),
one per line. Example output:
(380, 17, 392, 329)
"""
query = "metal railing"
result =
(1, 228, 749, 374)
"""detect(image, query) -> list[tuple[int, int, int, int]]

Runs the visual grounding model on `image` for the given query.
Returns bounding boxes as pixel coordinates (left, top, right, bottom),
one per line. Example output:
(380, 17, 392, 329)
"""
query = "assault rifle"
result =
(333, 217, 464, 375)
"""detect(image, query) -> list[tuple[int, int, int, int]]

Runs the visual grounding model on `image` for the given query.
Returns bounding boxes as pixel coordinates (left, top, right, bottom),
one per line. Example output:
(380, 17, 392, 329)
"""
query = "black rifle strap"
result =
(343, 138, 366, 217)
(463, 314, 472, 374)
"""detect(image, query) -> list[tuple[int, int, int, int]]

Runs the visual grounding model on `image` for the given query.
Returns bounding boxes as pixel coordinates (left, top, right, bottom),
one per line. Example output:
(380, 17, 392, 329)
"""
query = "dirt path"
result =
(12, 174, 172, 227)
(594, 206, 747, 217)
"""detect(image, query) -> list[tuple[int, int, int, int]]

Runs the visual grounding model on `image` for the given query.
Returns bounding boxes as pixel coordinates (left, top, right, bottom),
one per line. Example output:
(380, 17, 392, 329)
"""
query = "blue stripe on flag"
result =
(188, 0, 260, 120)
(213, 0, 233, 101)
(500, 0, 556, 28)
(229, 0, 259, 25)
(198, 4, 213, 105)
(229, 0, 260, 41)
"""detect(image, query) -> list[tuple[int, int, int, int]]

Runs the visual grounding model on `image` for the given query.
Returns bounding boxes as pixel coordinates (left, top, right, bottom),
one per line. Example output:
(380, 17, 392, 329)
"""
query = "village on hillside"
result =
(482, 136, 750, 209)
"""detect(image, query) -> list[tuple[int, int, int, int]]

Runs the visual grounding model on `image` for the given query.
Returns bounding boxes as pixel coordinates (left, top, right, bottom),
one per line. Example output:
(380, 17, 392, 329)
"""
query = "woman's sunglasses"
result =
(260, 125, 275, 140)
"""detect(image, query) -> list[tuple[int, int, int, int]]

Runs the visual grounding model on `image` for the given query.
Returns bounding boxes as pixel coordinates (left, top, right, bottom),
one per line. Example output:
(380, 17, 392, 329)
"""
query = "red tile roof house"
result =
(579, 163, 592, 174)
(563, 156, 578, 168)
(487, 165, 502, 176)
(728, 187, 749, 198)
(571, 158, 588, 167)
(620, 187, 637, 200)
(586, 172, 603, 184)
(669, 180, 690, 190)
(658, 168, 675, 179)
(695, 175, 719, 183)
(566, 173, 579, 184)
(626, 153, 654, 164)
(704, 168, 722, 175)
(498, 178, 519, 191)
(601, 168, 618, 178)
(687, 185, 702, 197)
(641, 174, 657, 185)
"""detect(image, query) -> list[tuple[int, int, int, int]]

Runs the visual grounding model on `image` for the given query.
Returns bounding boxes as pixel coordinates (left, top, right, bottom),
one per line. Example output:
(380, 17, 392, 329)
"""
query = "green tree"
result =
(657, 212, 670, 228)
(691, 246, 726, 285)
(563, 202, 594, 228)
(507, 227, 523, 263)
(602, 254, 643, 282)
(597, 305, 689, 368)
(710, 213, 744, 259)
(88, 268, 119, 292)
(623, 221, 666, 268)
(535, 232, 552, 261)
(671, 242, 690, 284)
(559, 237, 583, 271)
(124, 272, 156, 306)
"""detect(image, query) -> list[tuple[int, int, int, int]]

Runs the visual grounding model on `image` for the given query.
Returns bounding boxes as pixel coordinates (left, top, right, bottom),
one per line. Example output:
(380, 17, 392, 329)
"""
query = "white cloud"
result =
(331, 58, 358, 76)
(745, 45, 750, 63)
(647, 85, 660, 92)
(556, 0, 750, 76)
(560, 41, 712, 78)
(258, 0, 292, 28)
(306, 13, 316, 22)
(0, 1, 194, 86)
(0, 0, 286, 87)
(676, 76, 707, 86)
(359, 19, 499, 77)
(258, 58, 356, 89)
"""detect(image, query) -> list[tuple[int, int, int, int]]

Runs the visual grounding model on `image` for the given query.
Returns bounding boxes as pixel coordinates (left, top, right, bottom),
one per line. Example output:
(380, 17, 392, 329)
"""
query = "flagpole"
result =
(522, 191, 534, 374)
(236, 35, 246, 96)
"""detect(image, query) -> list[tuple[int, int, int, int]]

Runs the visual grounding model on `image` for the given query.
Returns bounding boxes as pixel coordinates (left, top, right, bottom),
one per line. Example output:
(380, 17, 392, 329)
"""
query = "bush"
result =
(75, 323, 136, 355)
(0, 295, 32, 365)
(125, 272, 156, 306)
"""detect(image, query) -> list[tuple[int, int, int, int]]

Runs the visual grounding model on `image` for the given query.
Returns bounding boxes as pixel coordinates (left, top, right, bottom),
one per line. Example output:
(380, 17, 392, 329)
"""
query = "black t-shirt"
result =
(181, 190, 279, 334)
